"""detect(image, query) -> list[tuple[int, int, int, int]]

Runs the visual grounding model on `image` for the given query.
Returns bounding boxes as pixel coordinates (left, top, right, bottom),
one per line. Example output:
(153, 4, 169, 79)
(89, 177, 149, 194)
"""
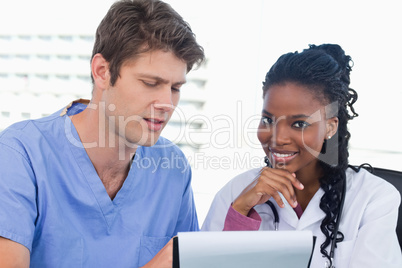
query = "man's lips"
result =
(144, 118, 165, 131)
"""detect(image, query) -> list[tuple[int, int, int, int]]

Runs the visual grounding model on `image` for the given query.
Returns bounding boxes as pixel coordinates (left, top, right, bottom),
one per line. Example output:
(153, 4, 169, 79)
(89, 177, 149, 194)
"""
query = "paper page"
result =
(178, 231, 313, 268)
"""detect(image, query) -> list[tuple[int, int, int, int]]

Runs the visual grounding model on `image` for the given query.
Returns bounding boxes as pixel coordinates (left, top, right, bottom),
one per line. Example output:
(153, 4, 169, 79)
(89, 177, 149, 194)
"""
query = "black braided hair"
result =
(262, 44, 358, 264)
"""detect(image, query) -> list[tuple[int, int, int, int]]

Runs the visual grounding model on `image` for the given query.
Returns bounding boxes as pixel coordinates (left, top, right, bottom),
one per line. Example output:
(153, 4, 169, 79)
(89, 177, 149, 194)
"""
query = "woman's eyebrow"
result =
(262, 109, 309, 119)
(290, 114, 309, 119)
(261, 109, 272, 116)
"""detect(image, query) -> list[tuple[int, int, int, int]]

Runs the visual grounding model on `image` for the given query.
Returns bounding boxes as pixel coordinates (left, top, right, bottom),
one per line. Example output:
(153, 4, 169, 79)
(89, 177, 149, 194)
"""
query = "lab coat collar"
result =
(278, 188, 326, 230)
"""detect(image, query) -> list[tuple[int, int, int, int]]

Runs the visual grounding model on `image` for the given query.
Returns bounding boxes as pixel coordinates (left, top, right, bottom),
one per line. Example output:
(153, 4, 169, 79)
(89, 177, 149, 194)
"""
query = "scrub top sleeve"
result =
(349, 186, 402, 267)
(0, 142, 37, 251)
(173, 165, 199, 233)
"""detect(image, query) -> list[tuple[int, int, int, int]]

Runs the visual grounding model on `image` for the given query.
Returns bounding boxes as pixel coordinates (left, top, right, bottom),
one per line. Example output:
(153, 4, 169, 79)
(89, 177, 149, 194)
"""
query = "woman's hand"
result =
(232, 167, 304, 216)
(141, 238, 174, 268)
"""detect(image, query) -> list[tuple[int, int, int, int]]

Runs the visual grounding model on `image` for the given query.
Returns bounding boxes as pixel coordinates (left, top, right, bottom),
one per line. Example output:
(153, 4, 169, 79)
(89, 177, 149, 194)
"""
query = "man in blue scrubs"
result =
(0, 0, 204, 267)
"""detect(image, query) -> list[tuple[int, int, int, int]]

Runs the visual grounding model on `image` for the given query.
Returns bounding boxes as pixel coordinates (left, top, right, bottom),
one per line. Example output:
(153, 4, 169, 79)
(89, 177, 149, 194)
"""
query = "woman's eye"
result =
(293, 121, 310, 128)
(261, 117, 273, 126)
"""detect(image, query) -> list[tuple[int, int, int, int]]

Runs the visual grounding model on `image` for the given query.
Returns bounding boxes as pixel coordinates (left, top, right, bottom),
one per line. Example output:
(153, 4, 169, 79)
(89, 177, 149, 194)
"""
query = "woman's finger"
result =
(258, 168, 302, 208)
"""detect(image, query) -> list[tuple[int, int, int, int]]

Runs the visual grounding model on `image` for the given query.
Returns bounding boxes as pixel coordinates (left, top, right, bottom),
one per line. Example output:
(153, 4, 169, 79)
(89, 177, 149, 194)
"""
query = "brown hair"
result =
(91, 0, 205, 85)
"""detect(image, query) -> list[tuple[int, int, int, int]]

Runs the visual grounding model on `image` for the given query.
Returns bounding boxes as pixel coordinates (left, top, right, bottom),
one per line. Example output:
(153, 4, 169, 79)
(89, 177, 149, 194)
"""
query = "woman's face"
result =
(258, 82, 338, 174)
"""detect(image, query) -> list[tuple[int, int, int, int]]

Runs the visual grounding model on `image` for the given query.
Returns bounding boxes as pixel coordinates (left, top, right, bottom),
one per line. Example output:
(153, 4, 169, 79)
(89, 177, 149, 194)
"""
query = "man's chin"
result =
(139, 133, 161, 147)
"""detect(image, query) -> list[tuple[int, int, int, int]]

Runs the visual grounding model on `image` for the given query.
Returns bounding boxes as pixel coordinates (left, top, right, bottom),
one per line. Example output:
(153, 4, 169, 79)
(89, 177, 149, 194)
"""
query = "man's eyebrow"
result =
(137, 73, 186, 86)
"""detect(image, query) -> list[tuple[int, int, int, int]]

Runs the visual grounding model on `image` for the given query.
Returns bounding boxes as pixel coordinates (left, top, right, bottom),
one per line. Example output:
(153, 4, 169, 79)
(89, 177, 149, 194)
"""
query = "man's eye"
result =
(261, 117, 273, 126)
(293, 121, 310, 128)
(172, 87, 180, 92)
(143, 81, 157, 87)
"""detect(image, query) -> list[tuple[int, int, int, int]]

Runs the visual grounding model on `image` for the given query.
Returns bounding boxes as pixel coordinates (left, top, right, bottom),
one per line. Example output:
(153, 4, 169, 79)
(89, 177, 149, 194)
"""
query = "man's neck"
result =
(70, 102, 136, 200)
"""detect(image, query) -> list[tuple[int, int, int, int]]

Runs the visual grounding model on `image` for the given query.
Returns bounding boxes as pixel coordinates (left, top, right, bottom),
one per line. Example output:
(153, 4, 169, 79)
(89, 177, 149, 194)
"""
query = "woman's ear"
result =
(326, 117, 339, 138)
(91, 53, 110, 91)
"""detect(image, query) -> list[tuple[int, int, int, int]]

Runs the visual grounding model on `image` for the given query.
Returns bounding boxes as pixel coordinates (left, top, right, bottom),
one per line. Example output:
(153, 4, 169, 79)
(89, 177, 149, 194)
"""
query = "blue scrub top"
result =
(0, 102, 198, 267)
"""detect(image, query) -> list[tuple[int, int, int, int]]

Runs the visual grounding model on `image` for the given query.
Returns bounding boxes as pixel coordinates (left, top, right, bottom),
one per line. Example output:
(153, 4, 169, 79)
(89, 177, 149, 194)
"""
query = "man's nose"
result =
(153, 86, 174, 112)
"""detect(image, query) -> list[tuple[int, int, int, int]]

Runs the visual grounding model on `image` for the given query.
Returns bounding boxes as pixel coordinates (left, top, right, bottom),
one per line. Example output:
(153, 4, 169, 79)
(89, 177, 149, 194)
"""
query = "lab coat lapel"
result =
(277, 188, 326, 230)
(278, 201, 299, 228)
(297, 188, 326, 230)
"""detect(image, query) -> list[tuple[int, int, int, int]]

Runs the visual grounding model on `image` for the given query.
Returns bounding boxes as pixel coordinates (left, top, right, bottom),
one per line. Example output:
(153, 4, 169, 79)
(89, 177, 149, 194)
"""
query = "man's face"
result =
(102, 50, 187, 148)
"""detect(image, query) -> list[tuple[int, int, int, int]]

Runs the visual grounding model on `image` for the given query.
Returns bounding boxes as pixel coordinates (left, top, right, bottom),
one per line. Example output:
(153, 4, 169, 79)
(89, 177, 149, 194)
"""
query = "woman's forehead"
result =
(263, 82, 326, 116)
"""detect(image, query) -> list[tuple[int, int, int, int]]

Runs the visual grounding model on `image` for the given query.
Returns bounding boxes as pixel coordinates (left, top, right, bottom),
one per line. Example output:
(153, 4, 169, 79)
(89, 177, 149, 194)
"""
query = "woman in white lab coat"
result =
(202, 44, 402, 267)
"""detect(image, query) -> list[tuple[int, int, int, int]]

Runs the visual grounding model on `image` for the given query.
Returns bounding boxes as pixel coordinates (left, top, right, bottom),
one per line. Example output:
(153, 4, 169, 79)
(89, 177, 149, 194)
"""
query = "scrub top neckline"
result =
(61, 102, 137, 228)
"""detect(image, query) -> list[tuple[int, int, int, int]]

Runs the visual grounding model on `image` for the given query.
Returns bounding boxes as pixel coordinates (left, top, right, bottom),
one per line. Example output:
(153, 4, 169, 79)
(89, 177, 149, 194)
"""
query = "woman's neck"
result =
(294, 162, 323, 211)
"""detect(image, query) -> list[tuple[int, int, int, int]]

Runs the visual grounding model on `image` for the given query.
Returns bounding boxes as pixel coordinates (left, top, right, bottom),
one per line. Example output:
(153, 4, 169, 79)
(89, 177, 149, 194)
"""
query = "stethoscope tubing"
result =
(262, 156, 346, 268)
(265, 200, 279, 230)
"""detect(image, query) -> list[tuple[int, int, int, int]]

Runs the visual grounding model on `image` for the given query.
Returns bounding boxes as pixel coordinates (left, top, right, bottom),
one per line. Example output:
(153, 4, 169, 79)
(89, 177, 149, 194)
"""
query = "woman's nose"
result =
(272, 118, 291, 146)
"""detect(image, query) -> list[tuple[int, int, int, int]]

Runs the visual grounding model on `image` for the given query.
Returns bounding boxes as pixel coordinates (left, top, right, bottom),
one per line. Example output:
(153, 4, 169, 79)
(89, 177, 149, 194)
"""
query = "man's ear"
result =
(91, 53, 110, 91)
(326, 117, 339, 138)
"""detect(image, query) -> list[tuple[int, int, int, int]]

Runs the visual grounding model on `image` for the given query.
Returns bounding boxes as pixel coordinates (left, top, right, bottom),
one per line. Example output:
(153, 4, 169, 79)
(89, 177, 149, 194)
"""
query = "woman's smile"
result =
(269, 148, 298, 165)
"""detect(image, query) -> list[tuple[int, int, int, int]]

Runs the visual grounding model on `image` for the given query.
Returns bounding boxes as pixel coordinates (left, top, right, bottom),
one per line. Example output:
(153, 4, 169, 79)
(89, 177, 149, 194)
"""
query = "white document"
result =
(177, 231, 313, 268)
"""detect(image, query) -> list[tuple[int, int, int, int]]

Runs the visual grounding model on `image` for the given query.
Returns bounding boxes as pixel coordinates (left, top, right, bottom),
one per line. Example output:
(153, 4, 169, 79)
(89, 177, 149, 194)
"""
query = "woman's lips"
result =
(270, 150, 298, 163)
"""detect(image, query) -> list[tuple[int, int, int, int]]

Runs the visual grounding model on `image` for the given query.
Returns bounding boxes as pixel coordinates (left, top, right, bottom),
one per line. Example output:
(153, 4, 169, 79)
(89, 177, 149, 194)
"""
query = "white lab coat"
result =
(202, 167, 402, 267)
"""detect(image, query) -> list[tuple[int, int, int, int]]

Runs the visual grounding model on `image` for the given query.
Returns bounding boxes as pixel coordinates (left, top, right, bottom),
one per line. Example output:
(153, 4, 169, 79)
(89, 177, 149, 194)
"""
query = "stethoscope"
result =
(263, 156, 346, 268)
